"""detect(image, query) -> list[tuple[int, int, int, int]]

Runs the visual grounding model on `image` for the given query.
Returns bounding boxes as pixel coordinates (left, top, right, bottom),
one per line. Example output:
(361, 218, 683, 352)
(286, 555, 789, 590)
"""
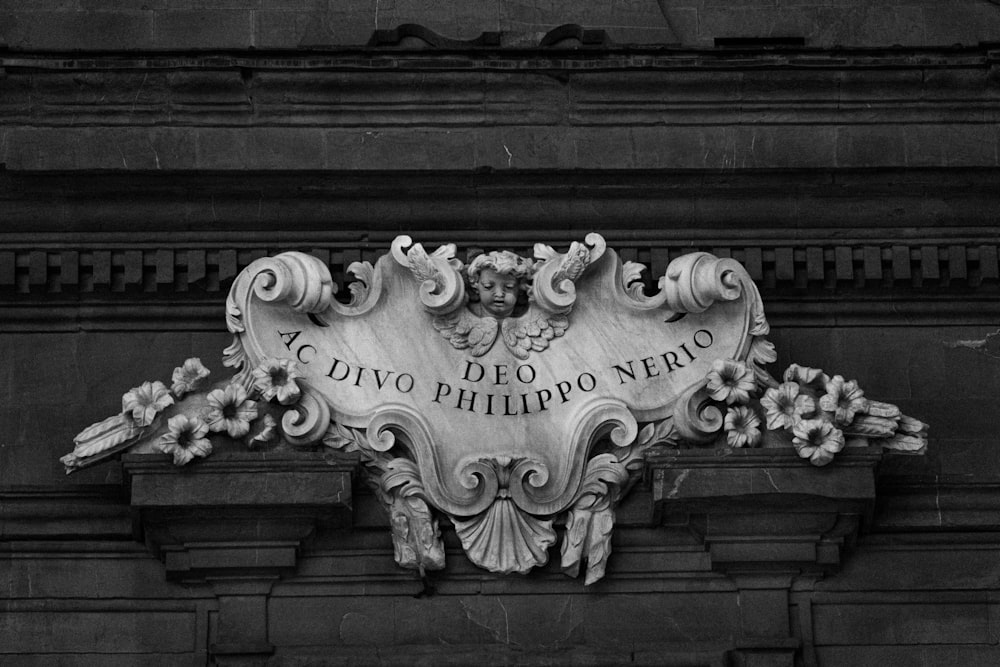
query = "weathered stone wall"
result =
(2, 2, 1000, 665)
(2, 0, 1000, 49)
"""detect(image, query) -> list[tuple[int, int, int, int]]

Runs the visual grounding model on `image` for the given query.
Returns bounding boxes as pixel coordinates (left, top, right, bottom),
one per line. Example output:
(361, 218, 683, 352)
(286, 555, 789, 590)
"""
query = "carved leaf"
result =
(865, 399, 903, 420)
(346, 261, 375, 306)
(842, 414, 898, 438)
(652, 417, 678, 445)
(225, 298, 244, 334)
(71, 413, 143, 459)
(747, 337, 779, 389)
(381, 457, 424, 497)
(389, 494, 446, 572)
(533, 243, 558, 262)
(898, 414, 929, 435)
(554, 242, 591, 284)
(222, 336, 254, 389)
(561, 453, 628, 584)
(883, 432, 928, 454)
(622, 261, 647, 299)
(562, 507, 617, 585)
(635, 422, 655, 447)
(406, 243, 439, 285)
(321, 424, 355, 451)
(430, 242, 458, 263)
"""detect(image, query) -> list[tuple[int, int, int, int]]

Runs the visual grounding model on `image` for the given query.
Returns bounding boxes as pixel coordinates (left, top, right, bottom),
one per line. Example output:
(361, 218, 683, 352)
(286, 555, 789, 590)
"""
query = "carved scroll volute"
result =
(659, 252, 744, 314)
(367, 404, 498, 517)
(249, 252, 335, 314)
(531, 233, 607, 313)
(673, 383, 726, 444)
(281, 381, 331, 446)
(224, 252, 338, 385)
(508, 396, 638, 516)
(391, 235, 466, 315)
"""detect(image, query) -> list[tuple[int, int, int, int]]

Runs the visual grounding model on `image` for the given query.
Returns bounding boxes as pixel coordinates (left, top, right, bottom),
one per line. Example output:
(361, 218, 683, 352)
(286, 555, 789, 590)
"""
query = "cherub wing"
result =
(432, 310, 500, 357)
(500, 306, 569, 360)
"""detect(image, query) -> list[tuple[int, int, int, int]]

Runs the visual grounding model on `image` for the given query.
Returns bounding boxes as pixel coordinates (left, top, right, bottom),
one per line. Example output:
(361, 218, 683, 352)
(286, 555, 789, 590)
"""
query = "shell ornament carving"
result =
(62, 234, 928, 585)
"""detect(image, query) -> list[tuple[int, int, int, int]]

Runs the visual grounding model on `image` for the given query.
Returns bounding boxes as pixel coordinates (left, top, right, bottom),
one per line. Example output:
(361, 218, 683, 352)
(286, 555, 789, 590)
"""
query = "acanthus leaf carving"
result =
(560, 453, 628, 585)
(322, 422, 446, 573)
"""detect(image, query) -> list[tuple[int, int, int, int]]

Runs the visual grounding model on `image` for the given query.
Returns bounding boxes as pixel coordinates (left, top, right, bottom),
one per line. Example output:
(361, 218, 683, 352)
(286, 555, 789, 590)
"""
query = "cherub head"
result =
(467, 251, 534, 319)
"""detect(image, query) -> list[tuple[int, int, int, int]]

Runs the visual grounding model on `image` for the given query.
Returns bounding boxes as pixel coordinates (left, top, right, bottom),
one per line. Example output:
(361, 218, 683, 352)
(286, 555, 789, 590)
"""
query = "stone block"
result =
(153, 9, 252, 49)
(0, 0, 76, 8)
(2, 554, 181, 599)
(922, 5, 1000, 46)
(813, 6, 923, 47)
(0, 10, 154, 50)
(0, 610, 196, 653)
(267, 596, 405, 646)
(838, 69, 923, 102)
(697, 7, 812, 43)
(194, 127, 253, 170)
(498, 0, 679, 45)
(835, 125, 906, 168)
(167, 70, 250, 107)
(817, 646, 1000, 667)
(249, 127, 328, 170)
(324, 127, 479, 171)
(812, 601, 992, 645)
(253, 8, 374, 48)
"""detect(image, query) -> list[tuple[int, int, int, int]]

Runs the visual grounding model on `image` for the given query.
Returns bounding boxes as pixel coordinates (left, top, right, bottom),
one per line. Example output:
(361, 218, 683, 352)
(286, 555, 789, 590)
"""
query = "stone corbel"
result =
(647, 447, 882, 573)
(123, 450, 358, 660)
(648, 446, 883, 667)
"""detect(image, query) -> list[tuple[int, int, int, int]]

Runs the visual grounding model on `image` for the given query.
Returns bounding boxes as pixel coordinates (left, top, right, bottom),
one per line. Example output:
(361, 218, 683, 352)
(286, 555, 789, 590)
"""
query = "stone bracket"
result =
(647, 447, 882, 574)
(123, 451, 357, 582)
(123, 451, 358, 660)
(648, 447, 882, 666)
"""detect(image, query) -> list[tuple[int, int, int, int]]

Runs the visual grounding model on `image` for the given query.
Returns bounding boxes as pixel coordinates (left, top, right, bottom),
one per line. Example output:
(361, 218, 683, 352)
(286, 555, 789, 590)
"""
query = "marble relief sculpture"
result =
(62, 235, 928, 584)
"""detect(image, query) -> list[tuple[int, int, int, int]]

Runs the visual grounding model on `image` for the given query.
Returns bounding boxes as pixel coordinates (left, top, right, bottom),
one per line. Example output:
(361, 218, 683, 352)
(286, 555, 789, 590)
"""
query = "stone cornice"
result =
(3, 50, 997, 128)
(1, 228, 996, 330)
(2, 48, 998, 172)
(3, 46, 997, 71)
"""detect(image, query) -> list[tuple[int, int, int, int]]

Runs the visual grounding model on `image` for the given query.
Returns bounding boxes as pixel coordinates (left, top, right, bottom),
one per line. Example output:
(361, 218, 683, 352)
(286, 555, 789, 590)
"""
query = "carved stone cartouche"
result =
(64, 234, 927, 584)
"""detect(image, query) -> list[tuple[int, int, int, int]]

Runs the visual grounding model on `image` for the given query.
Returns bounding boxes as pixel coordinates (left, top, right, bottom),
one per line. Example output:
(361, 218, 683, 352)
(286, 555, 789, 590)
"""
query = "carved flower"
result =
(783, 364, 830, 392)
(156, 414, 212, 466)
(760, 382, 816, 430)
(121, 380, 174, 427)
(724, 406, 762, 448)
(205, 383, 258, 438)
(171, 357, 210, 398)
(705, 359, 755, 405)
(247, 414, 278, 449)
(252, 358, 302, 405)
(819, 375, 867, 426)
(792, 418, 845, 467)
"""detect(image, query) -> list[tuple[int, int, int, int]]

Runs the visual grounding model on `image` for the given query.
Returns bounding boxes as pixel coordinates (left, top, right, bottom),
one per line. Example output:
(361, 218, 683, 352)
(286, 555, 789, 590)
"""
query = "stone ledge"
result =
(0, 485, 133, 540)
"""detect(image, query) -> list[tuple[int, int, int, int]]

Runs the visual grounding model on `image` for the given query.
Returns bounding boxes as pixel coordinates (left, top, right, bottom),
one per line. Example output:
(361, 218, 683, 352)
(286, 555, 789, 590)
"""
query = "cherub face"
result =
(475, 268, 519, 319)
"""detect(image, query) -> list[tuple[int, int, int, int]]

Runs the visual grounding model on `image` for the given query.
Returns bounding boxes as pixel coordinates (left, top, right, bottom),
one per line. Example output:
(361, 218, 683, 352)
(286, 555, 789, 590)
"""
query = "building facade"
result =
(2, 2, 1000, 665)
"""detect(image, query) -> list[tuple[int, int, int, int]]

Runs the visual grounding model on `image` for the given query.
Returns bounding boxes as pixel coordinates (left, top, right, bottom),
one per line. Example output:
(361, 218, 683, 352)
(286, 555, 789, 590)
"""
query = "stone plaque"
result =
(223, 235, 773, 581)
